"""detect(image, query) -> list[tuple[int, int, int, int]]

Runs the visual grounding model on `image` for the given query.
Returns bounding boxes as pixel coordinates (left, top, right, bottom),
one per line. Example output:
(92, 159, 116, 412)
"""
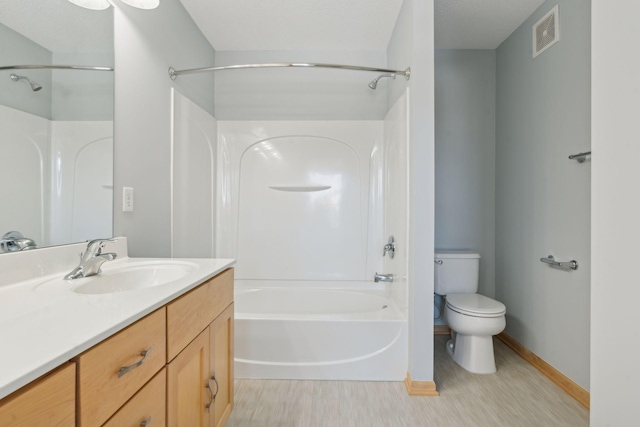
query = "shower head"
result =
(368, 73, 396, 90)
(10, 73, 42, 92)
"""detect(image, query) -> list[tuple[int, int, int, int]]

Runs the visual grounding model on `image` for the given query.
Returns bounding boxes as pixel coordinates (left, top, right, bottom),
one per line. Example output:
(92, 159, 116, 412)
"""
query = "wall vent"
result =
(532, 5, 560, 58)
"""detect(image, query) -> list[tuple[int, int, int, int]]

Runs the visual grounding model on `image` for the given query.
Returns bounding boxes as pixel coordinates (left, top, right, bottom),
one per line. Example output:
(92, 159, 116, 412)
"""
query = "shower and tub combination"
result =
(170, 63, 411, 381)
(219, 116, 410, 381)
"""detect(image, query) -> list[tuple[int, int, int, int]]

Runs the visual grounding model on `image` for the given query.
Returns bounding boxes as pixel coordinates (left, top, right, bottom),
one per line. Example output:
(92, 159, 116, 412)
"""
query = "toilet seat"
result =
(446, 293, 506, 318)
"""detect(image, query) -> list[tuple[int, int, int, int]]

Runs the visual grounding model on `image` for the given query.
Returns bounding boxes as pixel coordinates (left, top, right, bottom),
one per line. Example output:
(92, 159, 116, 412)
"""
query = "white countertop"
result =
(0, 244, 235, 400)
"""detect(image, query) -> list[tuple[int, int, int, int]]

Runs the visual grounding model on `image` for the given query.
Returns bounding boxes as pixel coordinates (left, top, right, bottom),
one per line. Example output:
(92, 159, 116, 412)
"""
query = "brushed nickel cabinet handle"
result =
(118, 348, 152, 378)
(205, 379, 215, 412)
(211, 373, 219, 401)
(140, 416, 152, 427)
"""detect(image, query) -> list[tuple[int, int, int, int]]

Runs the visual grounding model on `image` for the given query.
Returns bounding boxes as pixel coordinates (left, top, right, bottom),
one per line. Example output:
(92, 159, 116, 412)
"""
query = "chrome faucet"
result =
(64, 239, 118, 280)
(0, 231, 37, 252)
(374, 273, 394, 283)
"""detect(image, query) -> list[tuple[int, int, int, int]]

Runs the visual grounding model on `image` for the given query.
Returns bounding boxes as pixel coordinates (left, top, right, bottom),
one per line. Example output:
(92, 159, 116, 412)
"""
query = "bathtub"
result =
(234, 280, 408, 381)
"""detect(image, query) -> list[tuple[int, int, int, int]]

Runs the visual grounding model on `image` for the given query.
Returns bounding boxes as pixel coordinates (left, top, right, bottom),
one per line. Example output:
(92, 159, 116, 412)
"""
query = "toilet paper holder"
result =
(540, 255, 579, 271)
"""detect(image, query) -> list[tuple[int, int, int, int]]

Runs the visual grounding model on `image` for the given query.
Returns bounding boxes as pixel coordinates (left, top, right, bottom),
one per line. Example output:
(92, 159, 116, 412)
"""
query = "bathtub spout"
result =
(374, 273, 394, 283)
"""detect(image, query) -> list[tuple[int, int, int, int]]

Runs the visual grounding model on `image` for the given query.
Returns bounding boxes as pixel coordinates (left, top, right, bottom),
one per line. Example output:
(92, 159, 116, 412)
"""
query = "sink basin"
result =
(74, 262, 195, 294)
(33, 261, 198, 295)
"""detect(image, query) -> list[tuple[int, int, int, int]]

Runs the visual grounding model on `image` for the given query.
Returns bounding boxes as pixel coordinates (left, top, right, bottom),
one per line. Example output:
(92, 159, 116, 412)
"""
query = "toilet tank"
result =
(434, 251, 481, 295)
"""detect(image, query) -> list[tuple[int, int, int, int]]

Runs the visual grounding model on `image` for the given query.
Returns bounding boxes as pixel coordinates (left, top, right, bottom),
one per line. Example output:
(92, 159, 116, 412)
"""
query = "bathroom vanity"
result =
(0, 239, 235, 427)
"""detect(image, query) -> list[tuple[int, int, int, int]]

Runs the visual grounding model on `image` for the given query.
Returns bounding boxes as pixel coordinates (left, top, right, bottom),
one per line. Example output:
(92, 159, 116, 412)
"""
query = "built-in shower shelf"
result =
(102, 184, 113, 189)
(269, 185, 331, 192)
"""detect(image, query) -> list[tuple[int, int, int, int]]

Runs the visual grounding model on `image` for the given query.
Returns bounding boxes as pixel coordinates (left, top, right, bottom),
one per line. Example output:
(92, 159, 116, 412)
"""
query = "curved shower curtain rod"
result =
(0, 65, 113, 72)
(168, 63, 411, 81)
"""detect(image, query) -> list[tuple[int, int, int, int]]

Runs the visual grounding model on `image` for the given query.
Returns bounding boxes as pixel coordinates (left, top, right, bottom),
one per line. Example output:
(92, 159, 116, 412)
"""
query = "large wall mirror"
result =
(0, 0, 114, 253)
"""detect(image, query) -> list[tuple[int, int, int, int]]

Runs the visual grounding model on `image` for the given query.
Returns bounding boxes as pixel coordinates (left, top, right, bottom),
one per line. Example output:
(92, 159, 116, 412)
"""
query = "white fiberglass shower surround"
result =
(1, 106, 113, 247)
(171, 85, 410, 382)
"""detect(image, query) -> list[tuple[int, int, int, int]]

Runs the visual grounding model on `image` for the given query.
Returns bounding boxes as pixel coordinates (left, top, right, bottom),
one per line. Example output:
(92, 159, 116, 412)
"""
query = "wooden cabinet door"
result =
(0, 362, 75, 427)
(167, 329, 210, 427)
(209, 304, 234, 427)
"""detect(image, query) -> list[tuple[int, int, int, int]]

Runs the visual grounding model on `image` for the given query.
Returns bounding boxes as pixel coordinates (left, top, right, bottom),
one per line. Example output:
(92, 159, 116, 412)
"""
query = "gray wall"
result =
(0, 23, 52, 119)
(113, 0, 215, 257)
(52, 51, 114, 121)
(496, 0, 590, 390)
(435, 49, 496, 300)
(215, 50, 387, 120)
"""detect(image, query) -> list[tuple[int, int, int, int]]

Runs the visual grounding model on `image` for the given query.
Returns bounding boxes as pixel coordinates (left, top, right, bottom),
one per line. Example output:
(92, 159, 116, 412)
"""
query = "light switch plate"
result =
(123, 187, 134, 212)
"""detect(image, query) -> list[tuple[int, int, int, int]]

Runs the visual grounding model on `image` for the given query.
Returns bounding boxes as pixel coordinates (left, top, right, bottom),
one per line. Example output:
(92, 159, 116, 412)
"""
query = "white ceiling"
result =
(435, 0, 546, 49)
(0, 0, 113, 53)
(181, 0, 546, 52)
(179, 0, 404, 51)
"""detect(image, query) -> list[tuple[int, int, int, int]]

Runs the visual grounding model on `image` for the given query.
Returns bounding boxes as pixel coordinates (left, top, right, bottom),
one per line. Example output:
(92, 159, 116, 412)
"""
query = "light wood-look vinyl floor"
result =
(227, 335, 589, 426)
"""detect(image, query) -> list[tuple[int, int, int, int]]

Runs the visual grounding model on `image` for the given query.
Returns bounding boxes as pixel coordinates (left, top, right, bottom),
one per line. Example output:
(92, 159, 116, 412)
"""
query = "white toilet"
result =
(435, 251, 506, 374)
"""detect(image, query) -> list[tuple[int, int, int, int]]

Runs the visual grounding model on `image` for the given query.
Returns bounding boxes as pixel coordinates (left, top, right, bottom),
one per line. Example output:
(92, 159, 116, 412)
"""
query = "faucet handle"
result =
(383, 236, 396, 259)
(87, 238, 117, 245)
(85, 238, 118, 256)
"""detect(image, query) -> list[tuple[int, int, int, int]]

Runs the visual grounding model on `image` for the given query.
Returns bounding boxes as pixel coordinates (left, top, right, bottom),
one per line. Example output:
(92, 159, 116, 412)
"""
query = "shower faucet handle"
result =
(383, 236, 396, 259)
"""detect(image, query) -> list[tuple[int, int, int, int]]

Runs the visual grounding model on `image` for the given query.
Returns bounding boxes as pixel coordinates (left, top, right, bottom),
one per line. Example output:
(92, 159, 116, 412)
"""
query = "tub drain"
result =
(382, 305, 388, 309)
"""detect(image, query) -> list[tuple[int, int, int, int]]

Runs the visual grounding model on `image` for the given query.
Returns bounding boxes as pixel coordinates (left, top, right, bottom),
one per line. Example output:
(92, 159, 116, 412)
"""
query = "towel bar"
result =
(540, 255, 578, 271)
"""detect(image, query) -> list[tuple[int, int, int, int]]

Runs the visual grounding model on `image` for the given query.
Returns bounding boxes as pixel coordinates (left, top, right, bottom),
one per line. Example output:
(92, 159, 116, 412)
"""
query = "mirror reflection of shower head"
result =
(10, 73, 42, 92)
(368, 73, 396, 90)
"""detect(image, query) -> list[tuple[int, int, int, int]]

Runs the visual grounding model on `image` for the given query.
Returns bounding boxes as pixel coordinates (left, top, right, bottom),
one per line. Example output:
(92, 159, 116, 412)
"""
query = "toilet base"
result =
(446, 333, 497, 374)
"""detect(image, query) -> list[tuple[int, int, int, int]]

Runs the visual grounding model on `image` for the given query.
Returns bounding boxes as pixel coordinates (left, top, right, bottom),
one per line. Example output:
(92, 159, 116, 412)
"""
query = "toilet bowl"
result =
(434, 251, 507, 374)
(444, 293, 506, 374)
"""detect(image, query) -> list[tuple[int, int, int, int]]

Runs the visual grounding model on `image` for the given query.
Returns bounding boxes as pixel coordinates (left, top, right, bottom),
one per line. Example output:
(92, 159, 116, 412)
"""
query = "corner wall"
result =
(495, 0, 590, 390)
(387, 0, 435, 382)
(112, 0, 215, 257)
(435, 49, 496, 299)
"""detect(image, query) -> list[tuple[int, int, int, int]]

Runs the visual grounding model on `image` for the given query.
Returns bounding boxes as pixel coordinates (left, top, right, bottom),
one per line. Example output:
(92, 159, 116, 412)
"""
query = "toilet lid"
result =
(446, 294, 506, 317)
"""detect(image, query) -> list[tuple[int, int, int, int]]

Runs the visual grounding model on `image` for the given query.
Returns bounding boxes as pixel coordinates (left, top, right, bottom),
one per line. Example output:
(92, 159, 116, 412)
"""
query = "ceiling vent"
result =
(532, 5, 560, 58)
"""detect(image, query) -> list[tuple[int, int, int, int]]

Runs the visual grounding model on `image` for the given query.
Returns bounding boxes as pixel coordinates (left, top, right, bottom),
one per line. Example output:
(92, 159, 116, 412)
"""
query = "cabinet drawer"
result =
(77, 308, 166, 427)
(0, 362, 75, 427)
(102, 367, 166, 427)
(167, 268, 233, 361)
